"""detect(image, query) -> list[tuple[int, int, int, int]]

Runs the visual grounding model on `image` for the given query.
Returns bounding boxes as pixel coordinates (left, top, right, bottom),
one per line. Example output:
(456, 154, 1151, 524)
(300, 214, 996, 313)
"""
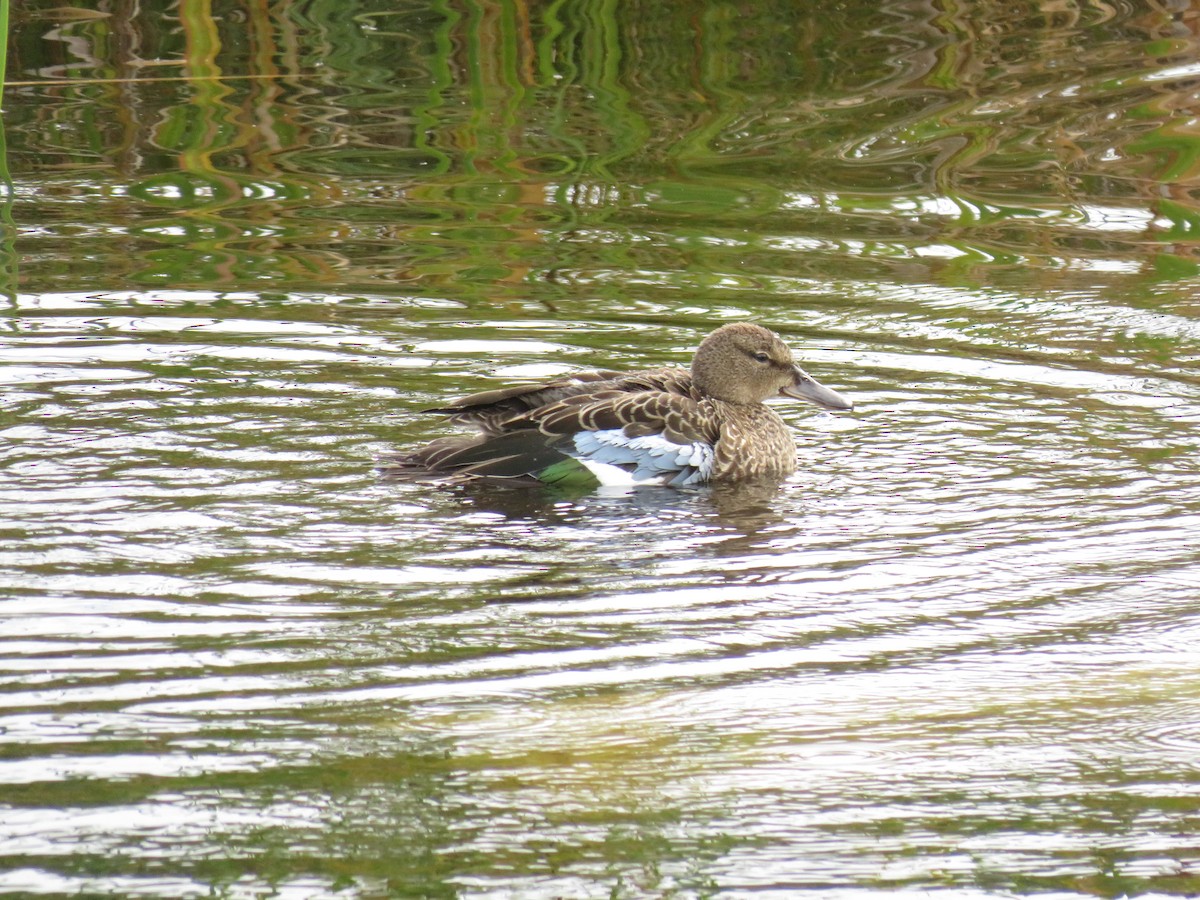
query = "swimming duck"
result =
(390, 322, 852, 487)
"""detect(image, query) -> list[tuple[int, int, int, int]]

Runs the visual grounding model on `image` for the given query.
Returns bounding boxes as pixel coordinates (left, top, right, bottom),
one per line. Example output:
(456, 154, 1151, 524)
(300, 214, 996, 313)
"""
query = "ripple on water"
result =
(2, 285, 1200, 897)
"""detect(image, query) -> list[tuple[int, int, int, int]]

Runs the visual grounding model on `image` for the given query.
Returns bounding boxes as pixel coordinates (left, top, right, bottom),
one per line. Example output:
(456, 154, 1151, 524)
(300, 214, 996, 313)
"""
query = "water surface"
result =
(4, 1, 1200, 897)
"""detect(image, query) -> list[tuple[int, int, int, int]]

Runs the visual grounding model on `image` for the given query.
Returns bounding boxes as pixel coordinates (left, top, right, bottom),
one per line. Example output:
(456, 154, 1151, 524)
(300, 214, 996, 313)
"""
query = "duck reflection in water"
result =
(427, 476, 790, 534)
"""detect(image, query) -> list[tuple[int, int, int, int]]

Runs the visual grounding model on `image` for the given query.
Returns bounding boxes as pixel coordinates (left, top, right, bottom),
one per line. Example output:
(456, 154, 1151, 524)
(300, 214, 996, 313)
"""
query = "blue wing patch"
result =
(571, 429, 714, 486)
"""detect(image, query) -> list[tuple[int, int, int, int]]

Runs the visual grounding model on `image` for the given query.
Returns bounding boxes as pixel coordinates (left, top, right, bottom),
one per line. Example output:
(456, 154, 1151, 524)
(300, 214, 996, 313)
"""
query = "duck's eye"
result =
(752, 351, 771, 363)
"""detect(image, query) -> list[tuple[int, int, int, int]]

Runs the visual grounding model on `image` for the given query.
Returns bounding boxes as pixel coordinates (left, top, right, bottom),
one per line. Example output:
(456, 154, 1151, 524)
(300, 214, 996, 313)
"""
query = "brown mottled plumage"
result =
(387, 323, 852, 486)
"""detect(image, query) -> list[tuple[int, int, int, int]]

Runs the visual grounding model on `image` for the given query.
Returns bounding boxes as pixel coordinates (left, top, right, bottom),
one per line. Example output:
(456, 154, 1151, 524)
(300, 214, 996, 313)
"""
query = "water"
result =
(5, 0, 1200, 897)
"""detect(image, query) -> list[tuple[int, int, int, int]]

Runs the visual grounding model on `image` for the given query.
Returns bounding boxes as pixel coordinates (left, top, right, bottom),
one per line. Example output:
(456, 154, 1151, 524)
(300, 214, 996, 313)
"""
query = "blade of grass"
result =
(0, 0, 17, 306)
(0, 0, 8, 97)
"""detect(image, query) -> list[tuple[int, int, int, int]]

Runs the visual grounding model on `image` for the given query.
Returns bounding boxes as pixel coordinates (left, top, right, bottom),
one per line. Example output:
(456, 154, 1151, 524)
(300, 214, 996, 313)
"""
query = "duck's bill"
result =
(781, 366, 853, 411)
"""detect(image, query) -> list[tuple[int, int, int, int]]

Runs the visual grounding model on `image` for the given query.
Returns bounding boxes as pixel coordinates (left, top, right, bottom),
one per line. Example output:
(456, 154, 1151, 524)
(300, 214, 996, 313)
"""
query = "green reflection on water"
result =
(7, 0, 1200, 294)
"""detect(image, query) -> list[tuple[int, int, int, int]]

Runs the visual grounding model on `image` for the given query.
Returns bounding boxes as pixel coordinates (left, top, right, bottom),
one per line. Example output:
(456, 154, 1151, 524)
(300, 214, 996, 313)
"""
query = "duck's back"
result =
(428, 366, 698, 434)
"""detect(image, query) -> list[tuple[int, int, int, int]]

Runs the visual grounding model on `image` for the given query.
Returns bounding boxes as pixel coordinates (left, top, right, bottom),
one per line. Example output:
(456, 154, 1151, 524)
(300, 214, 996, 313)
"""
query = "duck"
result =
(387, 322, 852, 488)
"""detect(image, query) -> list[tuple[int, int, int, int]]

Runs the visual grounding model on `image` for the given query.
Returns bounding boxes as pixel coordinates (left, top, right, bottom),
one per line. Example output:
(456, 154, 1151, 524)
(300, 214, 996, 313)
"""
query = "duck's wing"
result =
(500, 391, 722, 486)
(381, 430, 571, 480)
(426, 366, 696, 434)
(505, 390, 710, 441)
(392, 390, 720, 486)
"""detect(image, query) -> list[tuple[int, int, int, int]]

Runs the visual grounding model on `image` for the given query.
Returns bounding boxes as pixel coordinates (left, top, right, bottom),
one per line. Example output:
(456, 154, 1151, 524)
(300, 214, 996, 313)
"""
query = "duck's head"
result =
(691, 322, 853, 410)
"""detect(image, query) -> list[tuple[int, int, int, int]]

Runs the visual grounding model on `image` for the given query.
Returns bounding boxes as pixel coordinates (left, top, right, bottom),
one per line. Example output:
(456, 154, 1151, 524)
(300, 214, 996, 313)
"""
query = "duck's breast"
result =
(711, 405, 797, 481)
